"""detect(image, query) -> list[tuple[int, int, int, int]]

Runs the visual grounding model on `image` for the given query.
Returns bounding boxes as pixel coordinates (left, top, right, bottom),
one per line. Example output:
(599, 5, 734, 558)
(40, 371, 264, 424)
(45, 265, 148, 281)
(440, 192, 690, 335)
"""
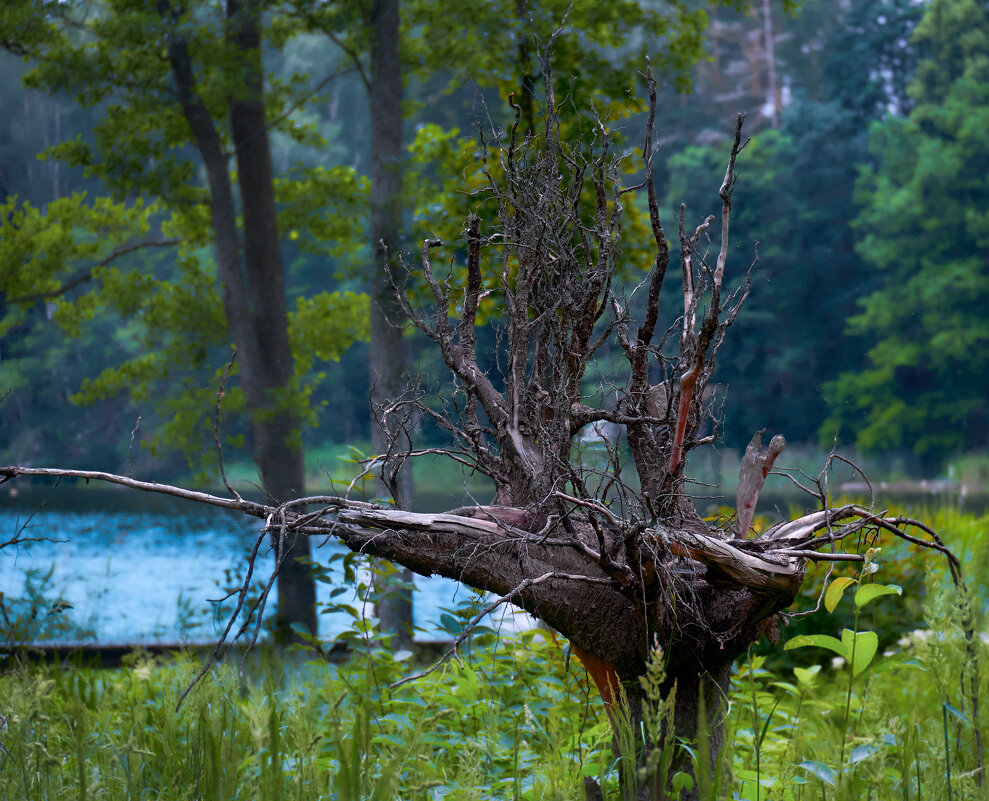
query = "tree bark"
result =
(226, 0, 314, 642)
(368, 0, 414, 645)
(162, 0, 315, 642)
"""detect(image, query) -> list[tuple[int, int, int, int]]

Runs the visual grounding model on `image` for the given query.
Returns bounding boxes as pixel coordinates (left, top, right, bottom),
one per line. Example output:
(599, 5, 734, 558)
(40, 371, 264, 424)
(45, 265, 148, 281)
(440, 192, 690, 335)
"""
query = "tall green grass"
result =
(0, 626, 610, 801)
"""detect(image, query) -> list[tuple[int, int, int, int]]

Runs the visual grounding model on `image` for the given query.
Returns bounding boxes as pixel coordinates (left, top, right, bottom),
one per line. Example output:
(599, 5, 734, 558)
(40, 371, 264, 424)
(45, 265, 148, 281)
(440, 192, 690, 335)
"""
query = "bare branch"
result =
(0, 466, 265, 516)
(713, 114, 746, 306)
(213, 348, 243, 502)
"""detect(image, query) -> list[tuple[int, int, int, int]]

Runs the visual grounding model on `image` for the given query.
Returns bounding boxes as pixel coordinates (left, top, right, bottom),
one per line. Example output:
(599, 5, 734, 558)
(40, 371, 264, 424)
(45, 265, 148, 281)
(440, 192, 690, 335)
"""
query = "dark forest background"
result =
(1, 0, 986, 489)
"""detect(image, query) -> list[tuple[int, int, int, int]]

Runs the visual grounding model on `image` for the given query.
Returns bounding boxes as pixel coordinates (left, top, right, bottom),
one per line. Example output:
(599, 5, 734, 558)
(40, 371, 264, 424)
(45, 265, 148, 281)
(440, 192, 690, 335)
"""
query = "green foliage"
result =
(825, 0, 989, 461)
(663, 0, 922, 450)
(0, 1, 376, 474)
(404, 0, 721, 101)
(289, 291, 370, 374)
(732, 599, 986, 800)
(0, 624, 612, 800)
(1, 555, 986, 801)
(775, 504, 989, 678)
(275, 165, 370, 270)
(0, 194, 159, 335)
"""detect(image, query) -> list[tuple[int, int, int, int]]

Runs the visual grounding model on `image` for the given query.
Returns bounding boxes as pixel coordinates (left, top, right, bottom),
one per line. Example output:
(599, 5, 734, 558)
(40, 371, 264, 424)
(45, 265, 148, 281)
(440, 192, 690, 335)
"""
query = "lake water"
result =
(1, 481, 982, 645)
(0, 486, 507, 644)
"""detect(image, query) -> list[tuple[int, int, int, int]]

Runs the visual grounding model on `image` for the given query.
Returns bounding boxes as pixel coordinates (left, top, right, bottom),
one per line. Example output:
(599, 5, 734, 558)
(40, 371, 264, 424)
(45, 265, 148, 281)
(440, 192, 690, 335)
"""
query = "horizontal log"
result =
(337, 508, 502, 537)
(656, 526, 803, 593)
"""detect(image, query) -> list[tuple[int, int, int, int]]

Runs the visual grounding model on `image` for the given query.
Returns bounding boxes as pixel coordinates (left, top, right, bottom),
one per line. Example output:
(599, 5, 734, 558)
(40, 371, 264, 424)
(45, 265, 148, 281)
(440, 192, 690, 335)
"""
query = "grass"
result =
(1, 512, 987, 800)
(0, 626, 606, 801)
(0, 619, 986, 800)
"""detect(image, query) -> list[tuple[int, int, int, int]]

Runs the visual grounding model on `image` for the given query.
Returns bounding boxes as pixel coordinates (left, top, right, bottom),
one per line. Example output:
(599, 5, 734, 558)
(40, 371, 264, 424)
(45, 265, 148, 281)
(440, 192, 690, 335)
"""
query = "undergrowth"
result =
(0, 510, 986, 800)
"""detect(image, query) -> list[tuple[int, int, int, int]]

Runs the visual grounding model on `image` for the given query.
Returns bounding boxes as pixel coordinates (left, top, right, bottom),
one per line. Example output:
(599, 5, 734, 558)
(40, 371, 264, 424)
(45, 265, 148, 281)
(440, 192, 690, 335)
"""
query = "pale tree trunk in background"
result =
(164, 0, 315, 643)
(368, 0, 414, 646)
(762, 0, 780, 128)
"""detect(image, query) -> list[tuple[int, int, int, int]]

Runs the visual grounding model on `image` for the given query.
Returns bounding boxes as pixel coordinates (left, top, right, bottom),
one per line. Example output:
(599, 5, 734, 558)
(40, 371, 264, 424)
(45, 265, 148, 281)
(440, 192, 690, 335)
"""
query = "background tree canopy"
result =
(824, 0, 989, 461)
(0, 0, 985, 483)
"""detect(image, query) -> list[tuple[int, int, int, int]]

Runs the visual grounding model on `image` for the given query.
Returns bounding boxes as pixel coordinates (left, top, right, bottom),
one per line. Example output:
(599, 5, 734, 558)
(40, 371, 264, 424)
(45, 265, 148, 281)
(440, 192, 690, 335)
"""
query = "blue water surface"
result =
(0, 485, 521, 644)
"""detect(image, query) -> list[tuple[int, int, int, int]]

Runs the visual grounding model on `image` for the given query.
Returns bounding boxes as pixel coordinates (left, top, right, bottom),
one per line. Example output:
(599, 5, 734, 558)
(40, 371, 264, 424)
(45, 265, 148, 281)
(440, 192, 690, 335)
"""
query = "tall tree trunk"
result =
(762, 0, 780, 128)
(163, 0, 315, 642)
(368, 0, 414, 645)
(227, 0, 314, 642)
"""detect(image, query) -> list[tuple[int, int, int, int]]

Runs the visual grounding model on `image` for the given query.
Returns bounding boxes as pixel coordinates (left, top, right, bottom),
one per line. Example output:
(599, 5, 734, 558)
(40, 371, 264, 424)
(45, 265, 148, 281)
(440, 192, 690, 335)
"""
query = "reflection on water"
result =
(0, 486, 496, 644)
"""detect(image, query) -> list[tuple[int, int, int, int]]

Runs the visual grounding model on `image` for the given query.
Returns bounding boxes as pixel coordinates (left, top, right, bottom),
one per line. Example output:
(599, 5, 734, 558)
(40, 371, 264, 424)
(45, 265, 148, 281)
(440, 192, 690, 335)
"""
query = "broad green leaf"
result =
(825, 576, 857, 612)
(793, 665, 822, 687)
(371, 733, 407, 748)
(289, 622, 317, 644)
(870, 657, 925, 676)
(848, 743, 881, 765)
(841, 629, 879, 676)
(378, 712, 411, 729)
(798, 760, 836, 786)
(854, 583, 902, 608)
(439, 613, 462, 635)
(784, 634, 848, 660)
(671, 772, 694, 794)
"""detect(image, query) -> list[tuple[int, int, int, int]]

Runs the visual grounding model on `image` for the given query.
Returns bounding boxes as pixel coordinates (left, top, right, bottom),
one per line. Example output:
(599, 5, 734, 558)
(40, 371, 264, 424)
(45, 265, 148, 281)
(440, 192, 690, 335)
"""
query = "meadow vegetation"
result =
(2, 508, 986, 801)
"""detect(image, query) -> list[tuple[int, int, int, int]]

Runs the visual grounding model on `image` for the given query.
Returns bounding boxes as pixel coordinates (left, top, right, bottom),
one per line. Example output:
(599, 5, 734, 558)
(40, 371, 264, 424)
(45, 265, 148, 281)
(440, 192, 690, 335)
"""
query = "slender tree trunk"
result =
(762, 0, 780, 128)
(368, 0, 414, 645)
(227, 0, 314, 642)
(163, 0, 315, 642)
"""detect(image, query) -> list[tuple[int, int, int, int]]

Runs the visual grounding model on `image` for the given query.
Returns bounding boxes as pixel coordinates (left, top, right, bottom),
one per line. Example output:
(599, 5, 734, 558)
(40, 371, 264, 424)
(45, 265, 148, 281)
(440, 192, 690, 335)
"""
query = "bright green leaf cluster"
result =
(289, 291, 370, 375)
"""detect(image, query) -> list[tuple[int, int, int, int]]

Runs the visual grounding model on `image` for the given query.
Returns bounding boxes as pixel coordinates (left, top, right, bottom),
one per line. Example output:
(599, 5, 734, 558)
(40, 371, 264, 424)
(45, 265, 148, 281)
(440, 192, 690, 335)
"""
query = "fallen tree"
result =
(1, 57, 980, 799)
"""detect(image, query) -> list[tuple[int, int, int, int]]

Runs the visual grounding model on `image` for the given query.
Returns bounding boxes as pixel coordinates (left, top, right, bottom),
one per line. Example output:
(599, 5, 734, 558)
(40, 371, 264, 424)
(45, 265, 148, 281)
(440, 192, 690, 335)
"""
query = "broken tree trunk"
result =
(4, 462, 968, 799)
(1, 53, 978, 801)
